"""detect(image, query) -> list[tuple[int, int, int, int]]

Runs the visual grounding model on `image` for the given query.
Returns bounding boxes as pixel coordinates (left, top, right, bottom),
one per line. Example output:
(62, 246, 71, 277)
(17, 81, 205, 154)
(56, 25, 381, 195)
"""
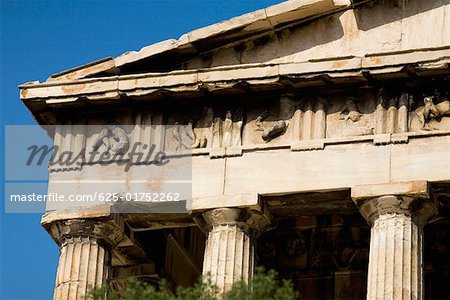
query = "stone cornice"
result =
(21, 48, 450, 95)
(19, 47, 450, 124)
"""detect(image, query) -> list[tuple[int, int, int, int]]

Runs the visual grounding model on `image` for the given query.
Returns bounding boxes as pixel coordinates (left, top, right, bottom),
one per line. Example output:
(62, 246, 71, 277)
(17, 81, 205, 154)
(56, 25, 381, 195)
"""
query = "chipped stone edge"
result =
(46, 0, 351, 82)
(19, 48, 450, 102)
(351, 180, 430, 201)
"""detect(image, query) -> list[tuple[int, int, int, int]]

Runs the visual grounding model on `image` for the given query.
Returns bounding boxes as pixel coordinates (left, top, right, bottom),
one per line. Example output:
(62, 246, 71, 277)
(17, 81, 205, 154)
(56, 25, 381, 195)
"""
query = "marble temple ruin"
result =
(19, 0, 450, 299)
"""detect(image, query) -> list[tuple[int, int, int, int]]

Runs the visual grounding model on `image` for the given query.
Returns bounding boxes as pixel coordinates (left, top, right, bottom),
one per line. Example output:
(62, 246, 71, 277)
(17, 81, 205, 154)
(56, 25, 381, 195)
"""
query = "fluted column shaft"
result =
(367, 211, 422, 299)
(355, 195, 437, 300)
(48, 219, 123, 300)
(203, 224, 254, 293)
(54, 237, 109, 300)
(200, 208, 270, 294)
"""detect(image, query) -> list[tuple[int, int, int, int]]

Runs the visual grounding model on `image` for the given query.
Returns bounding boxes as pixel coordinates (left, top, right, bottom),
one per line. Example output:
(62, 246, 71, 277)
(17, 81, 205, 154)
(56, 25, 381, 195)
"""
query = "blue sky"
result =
(0, 0, 282, 299)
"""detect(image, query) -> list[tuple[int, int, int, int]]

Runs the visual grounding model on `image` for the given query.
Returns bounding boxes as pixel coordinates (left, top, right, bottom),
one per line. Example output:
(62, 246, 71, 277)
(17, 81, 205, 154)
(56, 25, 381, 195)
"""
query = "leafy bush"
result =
(91, 267, 297, 300)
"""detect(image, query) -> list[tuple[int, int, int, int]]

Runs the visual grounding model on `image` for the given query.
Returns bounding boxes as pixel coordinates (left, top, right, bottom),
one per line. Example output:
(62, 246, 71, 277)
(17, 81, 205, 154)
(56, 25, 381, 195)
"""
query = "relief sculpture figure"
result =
(173, 106, 213, 150)
(339, 97, 374, 136)
(339, 97, 362, 123)
(191, 106, 214, 149)
(209, 109, 243, 148)
(172, 122, 194, 150)
(92, 125, 129, 155)
(211, 117, 222, 148)
(416, 95, 450, 129)
(191, 131, 207, 148)
(255, 110, 287, 142)
(231, 109, 243, 147)
(222, 111, 233, 147)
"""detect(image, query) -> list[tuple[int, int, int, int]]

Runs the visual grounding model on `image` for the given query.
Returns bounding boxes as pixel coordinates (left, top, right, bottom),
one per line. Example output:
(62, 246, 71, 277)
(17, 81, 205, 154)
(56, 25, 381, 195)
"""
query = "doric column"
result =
(48, 219, 123, 300)
(199, 208, 271, 294)
(352, 182, 437, 300)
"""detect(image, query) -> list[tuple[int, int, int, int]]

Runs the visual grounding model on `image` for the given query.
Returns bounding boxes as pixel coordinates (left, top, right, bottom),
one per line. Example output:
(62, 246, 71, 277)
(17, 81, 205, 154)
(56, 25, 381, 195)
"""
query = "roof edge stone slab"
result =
(45, 0, 351, 83)
(20, 48, 450, 123)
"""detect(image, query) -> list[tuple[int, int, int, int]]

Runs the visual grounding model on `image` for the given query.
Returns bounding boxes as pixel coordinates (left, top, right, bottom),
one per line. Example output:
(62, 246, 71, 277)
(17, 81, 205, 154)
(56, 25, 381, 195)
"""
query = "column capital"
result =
(354, 195, 438, 226)
(197, 207, 273, 237)
(200, 207, 272, 294)
(47, 218, 124, 247)
(351, 181, 438, 226)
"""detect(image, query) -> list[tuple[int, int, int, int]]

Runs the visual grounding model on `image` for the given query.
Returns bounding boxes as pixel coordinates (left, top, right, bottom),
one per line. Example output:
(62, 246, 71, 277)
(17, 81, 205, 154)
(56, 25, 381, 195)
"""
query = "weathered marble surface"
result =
(353, 193, 438, 300)
(17, 0, 450, 299)
(199, 208, 271, 294)
(40, 0, 449, 82)
(50, 219, 123, 300)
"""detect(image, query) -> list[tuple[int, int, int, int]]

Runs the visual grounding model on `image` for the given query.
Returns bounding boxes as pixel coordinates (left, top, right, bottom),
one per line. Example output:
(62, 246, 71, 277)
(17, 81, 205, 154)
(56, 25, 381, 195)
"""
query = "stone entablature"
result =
(29, 79, 450, 158)
(39, 77, 450, 220)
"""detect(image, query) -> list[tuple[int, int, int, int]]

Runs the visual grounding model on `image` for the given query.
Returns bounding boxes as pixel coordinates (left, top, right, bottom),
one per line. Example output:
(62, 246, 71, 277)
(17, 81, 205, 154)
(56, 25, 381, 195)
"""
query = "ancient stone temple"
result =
(19, 0, 450, 299)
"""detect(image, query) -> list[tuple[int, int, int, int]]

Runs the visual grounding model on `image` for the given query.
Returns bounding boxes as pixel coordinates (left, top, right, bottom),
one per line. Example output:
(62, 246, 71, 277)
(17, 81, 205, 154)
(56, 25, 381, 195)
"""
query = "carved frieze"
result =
(86, 123, 134, 160)
(246, 95, 294, 144)
(51, 123, 87, 171)
(293, 97, 327, 141)
(255, 110, 288, 142)
(191, 106, 214, 149)
(49, 82, 450, 164)
(411, 93, 450, 131)
(338, 97, 374, 137)
(211, 108, 243, 148)
(92, 125, 129, 155)
(327, 94, 374, 138)
(374, 88, 412, 134)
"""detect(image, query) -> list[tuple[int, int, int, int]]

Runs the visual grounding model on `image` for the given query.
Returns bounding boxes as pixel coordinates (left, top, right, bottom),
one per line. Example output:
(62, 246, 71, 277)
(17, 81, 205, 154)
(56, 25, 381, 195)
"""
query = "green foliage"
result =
(91, 267, 297, 300)
(223, 268, 297, 300)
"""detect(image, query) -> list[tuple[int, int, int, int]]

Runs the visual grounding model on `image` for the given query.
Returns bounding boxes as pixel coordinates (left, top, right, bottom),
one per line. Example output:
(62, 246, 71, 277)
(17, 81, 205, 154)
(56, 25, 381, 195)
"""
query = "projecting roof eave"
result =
(19, 47, 450, 125)
(44, 0, 352, 83)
